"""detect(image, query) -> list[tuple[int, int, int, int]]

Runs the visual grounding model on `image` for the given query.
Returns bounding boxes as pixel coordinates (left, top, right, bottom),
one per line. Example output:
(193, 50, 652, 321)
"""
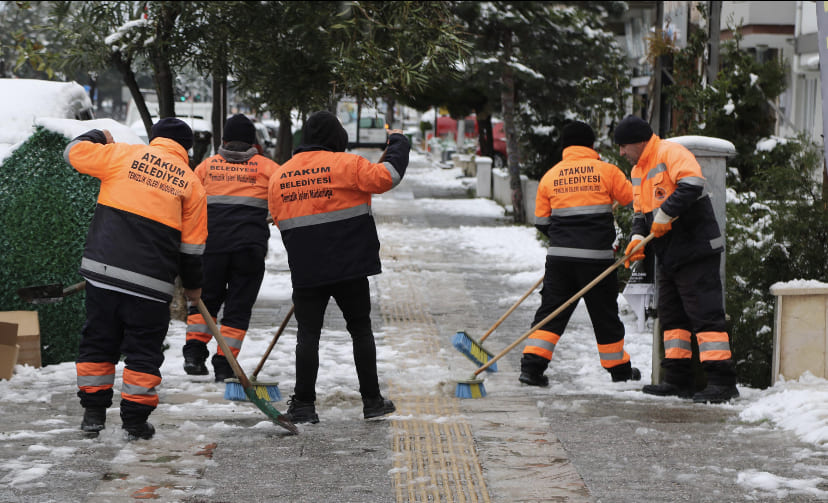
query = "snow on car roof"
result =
(0, 78, 97, 163)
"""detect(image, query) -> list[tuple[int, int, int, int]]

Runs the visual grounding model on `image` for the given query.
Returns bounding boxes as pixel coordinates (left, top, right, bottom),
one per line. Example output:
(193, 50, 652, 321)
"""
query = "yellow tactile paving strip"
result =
(377, 271, 491, 503)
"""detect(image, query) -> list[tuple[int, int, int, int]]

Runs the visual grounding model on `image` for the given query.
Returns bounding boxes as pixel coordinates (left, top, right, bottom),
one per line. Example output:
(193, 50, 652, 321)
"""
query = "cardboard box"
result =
(0, 321, 20, 380)
(0, 311, 41, 368)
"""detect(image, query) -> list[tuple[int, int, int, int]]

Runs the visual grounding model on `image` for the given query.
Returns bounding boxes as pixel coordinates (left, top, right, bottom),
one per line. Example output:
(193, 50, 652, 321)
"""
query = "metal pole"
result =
(707, 1, 722, 85)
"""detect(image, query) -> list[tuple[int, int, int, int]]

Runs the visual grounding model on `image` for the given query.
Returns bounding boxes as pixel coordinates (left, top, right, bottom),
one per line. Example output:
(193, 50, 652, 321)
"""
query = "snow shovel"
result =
(17, 281, 86, 304)
(196, 299, 298, 434)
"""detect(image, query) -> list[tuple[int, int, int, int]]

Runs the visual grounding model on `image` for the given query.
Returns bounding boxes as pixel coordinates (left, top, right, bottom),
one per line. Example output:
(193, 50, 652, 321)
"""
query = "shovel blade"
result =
(16, 283, 65, 304)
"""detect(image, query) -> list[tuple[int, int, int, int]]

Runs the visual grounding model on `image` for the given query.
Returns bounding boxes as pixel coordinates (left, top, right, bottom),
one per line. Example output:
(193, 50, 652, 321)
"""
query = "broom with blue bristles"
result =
(224, 305, 294, 402)
(452, 275, 544, 372)
(456, 230, 661, 399)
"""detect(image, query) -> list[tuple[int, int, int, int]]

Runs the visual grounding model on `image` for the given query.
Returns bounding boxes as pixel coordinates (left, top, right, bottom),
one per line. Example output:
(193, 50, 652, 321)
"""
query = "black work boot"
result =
(212, 354, 234, 382)
(363, 395, 396, 419)
(518, 372, 549, 387)
(642, 382, 694, 399)
(183, 340, 208, 375)
(694, 359, 739, 403)
(80, 407, 106, 436)
(519, 353, 550, 387)
(284, 396, 319, 424)
(123, 421, 155, 441)
(693, 384, 739, 404)
(610, 363, 642, 382)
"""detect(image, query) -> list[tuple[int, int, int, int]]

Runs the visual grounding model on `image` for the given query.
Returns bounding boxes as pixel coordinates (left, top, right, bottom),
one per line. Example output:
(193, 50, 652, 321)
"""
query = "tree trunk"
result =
(150, 3, 180, 120)
(385, 97, 396, 129)
(276, 109, 294, 163)
(476, 104, 493, 157)
(111, 51, 153, 138)
(153, 57, 175, 119)
(500, 30, 525, 224)
(212, 71, 227, 153)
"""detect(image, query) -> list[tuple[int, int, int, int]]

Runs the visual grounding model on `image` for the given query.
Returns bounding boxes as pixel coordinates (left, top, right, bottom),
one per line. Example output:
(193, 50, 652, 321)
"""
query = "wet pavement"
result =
(1, 149, 826, 502)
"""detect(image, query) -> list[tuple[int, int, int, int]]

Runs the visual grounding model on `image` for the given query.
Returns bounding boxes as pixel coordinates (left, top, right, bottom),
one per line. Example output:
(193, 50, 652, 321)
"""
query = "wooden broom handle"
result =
(473, 230, 660, 376)
(476, 202, 623, 343)
(478, 276, 544, 344)
(252, 304, 294, 378)
(196, 299, 252, 388)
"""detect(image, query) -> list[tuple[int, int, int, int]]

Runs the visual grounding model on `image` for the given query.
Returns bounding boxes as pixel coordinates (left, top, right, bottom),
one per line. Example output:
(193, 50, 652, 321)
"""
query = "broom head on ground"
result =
(455, 377, 486, 399)
(224, 377, 281, 402)
(451, 331, 498, 372)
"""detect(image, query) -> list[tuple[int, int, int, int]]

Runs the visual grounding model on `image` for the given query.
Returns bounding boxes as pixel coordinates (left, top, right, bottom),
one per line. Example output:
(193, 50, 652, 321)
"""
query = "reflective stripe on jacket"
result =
(269, 134, 409, 288)
(535, 146, 632, 263)
(630, 135, 723, 271)
(195, 150, 278, 253)
(64, 136, 207, 300)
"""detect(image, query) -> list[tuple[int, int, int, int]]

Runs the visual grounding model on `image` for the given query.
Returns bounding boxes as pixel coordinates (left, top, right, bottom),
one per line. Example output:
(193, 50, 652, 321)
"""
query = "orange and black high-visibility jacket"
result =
(535, 146, 633, 263)
(268, 133, 409, 288)
(630, 135, 724, 272)
(194, 147, 278, 253)
(64, 130, 207, 301)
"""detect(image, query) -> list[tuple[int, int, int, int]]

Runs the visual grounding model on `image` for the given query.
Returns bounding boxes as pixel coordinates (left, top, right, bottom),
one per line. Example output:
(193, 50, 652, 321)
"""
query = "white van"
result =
(341, 111, 387, 149)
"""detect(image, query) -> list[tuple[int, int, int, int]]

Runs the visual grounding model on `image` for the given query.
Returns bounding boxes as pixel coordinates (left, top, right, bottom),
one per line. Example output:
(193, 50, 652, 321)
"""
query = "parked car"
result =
(129, 115, 213, 167)
(253, 120, 276, 159)
(435, 115, 478, 140)
(341, 111, 387, 149)
(481, 120, 507, 170)
(0, 78, 94, 159)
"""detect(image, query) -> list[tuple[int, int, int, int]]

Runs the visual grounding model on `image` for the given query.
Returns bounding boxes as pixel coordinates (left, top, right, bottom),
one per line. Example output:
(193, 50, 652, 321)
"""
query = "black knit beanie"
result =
(151, 118, 193, 151)
(302, 111, 348, 152)
(613, 115, 653, 145)
(223, 114, 256, 145)
(560, 121, 595, 149)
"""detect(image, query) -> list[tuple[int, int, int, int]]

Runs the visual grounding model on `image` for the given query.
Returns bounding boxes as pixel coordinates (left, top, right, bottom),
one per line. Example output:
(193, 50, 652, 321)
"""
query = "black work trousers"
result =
(534, 258, 625, 345)
(188, 247, 266, 332)
(291, 276, 380, 403)
(77, 283, 169, 425)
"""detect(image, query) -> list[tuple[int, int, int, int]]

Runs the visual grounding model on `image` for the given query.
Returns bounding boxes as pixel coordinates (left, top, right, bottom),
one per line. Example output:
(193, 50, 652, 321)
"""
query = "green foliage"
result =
(664, 12, 787, 183)
(0, 127, 98, 365)
(448, 1, 630, 181)
(652, 8, 824, 388)
(331, 1, 471, 103)
(724, 136, 827, 388)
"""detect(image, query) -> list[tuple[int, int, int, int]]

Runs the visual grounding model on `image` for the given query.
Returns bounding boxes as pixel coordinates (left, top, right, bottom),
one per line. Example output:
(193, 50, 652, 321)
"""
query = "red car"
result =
(477, 120, 507, 169)
(430, 115, 507, 169)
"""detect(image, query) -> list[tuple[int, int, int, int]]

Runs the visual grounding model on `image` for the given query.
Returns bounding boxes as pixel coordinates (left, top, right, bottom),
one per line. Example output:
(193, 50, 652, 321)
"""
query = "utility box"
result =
(650, 136, 735, 385)
(0, 311, 42, 368)
(0, 322, 20, 380)
(770, 281, 828, 381)
(475, 156, 493, 198)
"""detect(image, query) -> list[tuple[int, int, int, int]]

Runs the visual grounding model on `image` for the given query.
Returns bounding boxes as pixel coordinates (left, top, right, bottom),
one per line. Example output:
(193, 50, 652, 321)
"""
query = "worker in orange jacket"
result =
(184, 114, 279, 381)
(268, 110, 409, 424)
(64, 118, 207, 440)
(520, 121, 640, 386)
(614, 115, 738, 403)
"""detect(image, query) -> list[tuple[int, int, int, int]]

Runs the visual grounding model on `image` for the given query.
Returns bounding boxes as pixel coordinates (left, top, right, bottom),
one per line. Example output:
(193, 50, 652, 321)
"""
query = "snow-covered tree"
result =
(451, 1, 629, 223)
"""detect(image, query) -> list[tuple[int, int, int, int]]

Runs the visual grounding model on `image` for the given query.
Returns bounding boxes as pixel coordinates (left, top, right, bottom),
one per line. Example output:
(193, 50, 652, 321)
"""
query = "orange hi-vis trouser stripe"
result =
(597, 340, 631, 368)
(697, 331, 732, 361)
(76, 361, 116, 394)
(216, 325, 245, 357)
(664, 329, 733, 361)
(121, 368, 161, 408)
(185, 313, 246, 357)
(522, 330, 560, 360)
(186, 312, 214, 344)
(664, 328, 693, 359)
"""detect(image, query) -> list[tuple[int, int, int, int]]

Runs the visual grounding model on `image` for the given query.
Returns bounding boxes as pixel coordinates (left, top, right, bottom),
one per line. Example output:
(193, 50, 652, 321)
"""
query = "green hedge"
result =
(0, 127, 99, 365)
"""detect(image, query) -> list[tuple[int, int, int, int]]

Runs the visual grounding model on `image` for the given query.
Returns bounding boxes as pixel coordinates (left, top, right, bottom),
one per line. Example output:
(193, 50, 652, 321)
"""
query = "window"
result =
(794, 74, 818, 136)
